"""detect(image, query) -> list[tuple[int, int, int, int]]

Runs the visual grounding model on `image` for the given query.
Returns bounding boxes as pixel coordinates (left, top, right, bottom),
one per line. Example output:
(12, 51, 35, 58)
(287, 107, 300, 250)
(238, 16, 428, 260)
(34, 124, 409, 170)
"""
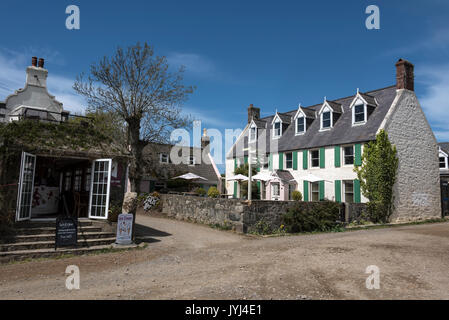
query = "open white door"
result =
(16, 152, 36, 222)
(88, 159, 112, 220)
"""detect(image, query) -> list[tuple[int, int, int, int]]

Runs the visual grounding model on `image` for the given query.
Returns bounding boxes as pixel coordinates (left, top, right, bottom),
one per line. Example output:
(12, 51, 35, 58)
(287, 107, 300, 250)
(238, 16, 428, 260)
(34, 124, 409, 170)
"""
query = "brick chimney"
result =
(38, 58, 45, 68)
(396, 59, 414, 91)
(247, 104, 260, 124)
(31, 57, 38, 67)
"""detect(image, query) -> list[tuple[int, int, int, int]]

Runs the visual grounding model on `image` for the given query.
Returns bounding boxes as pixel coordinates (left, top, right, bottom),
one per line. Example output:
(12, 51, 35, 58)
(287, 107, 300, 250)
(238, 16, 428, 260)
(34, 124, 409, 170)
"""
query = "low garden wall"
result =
(158, 194, 357, 234)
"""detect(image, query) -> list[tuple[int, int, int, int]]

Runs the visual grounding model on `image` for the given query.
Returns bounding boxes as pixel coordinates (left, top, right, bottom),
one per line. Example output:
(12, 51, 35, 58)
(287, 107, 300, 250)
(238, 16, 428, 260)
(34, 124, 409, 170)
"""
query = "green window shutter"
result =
(293, 151, 298, 170)
(234, 158, 237, 171)
(257, 165, 261, 173)
(334, 146, 341, 168)
(303, 150, 308, 170)
(303, 181, 309, 201)
(279, 153, 284, 170)
(355, 144, 362, 166)
(257, 181, 261, 194)
(319, 181, 325, 201)
(269, 154, 273, 171)
(233, 181, 238, 198)
(334, 180, 341, 203)
(320, 148, 325, 168)
(354, 179, 361, 203)
(244, 156, 248, 165)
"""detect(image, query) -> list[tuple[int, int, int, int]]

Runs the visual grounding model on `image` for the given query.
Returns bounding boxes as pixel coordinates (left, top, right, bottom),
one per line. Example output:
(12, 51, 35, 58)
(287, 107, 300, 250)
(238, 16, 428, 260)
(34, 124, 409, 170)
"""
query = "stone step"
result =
(14, 220, 93, 229)
(13, 226, 103, 236)
(2, 232, 115, 244)
(0, 244, 119, 264)
(0, 237, 116, 252)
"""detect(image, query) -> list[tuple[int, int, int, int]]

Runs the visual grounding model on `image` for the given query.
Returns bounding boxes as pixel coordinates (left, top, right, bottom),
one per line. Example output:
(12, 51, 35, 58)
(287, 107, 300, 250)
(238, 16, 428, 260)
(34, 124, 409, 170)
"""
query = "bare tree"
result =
(74, 42, 194, 193)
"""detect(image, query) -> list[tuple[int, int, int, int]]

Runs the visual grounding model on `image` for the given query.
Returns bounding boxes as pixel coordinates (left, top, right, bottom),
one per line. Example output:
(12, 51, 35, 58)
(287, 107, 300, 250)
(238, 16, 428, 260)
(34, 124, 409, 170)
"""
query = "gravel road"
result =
(1, 214, 448, 300)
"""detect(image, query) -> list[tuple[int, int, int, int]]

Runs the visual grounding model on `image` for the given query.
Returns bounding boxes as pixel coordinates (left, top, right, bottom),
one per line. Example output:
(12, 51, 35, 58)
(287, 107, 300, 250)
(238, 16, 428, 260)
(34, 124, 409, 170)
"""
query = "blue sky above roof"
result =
(1, 0, 449, 172)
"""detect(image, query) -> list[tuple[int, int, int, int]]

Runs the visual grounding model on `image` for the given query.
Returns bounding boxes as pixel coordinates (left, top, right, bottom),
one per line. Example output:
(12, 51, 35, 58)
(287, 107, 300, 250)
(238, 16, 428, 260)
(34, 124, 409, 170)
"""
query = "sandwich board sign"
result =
(116, 213, 133, 245)
(55, 217, 78, 249)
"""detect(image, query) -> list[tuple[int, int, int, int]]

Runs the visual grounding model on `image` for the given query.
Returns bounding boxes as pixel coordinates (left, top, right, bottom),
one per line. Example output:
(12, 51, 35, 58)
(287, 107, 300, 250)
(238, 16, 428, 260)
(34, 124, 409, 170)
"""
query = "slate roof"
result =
(438, 142, 449, 154)
(142, 143, 220, 183)
(359, 93, 377, 106)
(274, 170, 294, 182)
(326, 100, 343, 113)
(228, 85, 397, 159)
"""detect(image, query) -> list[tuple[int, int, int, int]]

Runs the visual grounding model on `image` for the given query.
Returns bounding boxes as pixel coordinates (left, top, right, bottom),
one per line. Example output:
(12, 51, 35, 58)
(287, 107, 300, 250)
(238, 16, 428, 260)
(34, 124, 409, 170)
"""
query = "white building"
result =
(226, 59, 441, 222)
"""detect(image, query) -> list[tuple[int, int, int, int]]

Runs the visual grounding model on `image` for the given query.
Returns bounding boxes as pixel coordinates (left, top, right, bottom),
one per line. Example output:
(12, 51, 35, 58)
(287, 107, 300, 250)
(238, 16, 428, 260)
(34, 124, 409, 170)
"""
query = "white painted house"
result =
(226, 59, 441, 222)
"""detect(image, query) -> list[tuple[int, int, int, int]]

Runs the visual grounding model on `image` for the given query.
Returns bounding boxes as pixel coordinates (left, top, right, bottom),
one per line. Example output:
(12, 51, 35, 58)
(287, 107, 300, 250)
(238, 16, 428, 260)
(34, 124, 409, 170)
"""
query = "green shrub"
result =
(250, 219, 273, 235)
(108, 203, 122, 222)
(282, 201, 342, 233)
(207, 186, 220, 198)
(194, 187, 207, 196)
(292, 191, 303, 201)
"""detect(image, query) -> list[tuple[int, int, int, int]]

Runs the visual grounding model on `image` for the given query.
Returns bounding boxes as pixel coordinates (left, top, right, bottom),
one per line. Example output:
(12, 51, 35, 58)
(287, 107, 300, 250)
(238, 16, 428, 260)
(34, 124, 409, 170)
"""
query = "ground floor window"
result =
(272, 183, 280, 197)
(311, 182, 319, 201)
(344, 180, 354, 203)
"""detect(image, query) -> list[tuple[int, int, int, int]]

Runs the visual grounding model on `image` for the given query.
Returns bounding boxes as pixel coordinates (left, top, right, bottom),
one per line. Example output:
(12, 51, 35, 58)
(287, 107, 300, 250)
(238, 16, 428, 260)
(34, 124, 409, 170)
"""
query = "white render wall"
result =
(380, 89, 441, 222)
(226, 146, 368, 202)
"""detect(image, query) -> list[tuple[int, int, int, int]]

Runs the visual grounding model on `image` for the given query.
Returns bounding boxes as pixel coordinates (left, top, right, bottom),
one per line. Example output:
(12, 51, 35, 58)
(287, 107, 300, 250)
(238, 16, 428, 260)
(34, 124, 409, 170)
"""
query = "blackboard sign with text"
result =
(55, 217, 78, 249)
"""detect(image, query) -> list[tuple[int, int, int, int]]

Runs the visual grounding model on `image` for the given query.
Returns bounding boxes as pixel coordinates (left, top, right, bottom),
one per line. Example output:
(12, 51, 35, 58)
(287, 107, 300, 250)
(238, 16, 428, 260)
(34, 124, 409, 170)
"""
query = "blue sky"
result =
(1, 0, 449, 172)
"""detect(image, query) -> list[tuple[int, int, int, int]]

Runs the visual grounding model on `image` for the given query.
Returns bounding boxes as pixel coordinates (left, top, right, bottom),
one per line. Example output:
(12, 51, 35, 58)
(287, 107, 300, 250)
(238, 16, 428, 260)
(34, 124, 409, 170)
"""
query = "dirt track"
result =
(1, 214, 449, 300)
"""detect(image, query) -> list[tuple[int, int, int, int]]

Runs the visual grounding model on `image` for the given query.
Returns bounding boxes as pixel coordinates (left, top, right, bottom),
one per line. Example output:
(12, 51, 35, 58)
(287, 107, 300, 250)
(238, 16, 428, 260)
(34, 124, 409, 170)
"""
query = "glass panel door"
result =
(88, 159, 112, 220)
(16, 152, 36, 221)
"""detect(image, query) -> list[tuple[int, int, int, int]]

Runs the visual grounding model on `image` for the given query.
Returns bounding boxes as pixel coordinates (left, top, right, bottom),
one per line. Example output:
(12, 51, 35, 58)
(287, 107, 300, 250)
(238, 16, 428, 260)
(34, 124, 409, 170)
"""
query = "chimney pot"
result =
(396, 58, 414, 91)
(38, 58, 45, 68)
(31, 57, 37, 67)
(247, 104, 260, 124)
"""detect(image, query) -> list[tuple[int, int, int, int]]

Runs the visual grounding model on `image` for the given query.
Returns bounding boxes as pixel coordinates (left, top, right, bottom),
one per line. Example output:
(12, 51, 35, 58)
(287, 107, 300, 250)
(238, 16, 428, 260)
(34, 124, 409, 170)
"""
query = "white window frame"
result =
(272, 182, 280, 198)
(320, 107, 333, 131)
(311, 182, 320, 201)
(439, 149, 448, 170)
(160, 153, 169, 164)
(249, 124, 257, 143)
(285, 152, 293, 169)
(273, 120, 282, 139)
(344, 180, 354, 203)
(88, 159, 112, 220)
(352, 103, 367, 125)
(296, 116, 306, 135)
(16, 152, 36, 222)
(310, 150, 320, 168)
(343, 145, 355, 166)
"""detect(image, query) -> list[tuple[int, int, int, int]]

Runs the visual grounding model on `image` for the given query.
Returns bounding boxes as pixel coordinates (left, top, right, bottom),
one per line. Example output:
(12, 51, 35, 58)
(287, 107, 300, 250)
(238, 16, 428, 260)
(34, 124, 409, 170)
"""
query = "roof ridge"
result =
(257, 85, 395, 120)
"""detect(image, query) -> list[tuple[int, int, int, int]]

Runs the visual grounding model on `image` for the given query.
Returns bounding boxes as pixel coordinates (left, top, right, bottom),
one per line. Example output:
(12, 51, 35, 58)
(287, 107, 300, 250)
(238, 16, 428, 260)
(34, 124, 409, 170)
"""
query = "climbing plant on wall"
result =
(354, 130, 399, 223)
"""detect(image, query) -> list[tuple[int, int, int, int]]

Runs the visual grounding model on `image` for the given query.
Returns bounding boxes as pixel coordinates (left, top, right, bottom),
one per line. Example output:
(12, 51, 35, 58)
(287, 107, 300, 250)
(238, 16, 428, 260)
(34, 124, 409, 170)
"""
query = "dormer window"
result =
(354, 104, 366, 123)
(160, 153, 169, 164)
(296, 116, 305, 134)
(350, 91, 377, 126)
(322, 111, 331, 129)
(273, 121, 281, 138)
(250, 126, 257, 142)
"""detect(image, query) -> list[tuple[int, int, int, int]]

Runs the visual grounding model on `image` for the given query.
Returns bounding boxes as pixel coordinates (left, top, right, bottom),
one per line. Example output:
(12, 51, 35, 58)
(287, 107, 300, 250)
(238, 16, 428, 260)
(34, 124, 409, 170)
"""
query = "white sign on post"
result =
(116, 213, 133, 245)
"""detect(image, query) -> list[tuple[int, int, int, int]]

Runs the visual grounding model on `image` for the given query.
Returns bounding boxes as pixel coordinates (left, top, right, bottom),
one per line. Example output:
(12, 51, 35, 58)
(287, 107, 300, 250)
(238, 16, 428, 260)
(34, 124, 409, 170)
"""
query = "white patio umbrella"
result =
(227, 174, 249, 182)
(228, 174, 248, 199)
(252, 172, 273, 182)
(290, 173, 331, 183)
(171, 173, 208, 181)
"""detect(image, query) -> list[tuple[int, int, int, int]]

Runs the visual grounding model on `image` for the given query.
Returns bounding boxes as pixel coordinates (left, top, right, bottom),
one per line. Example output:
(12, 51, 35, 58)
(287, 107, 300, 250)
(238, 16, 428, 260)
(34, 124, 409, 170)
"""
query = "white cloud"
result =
(0, 48, 85, 114)
(418, 64, 449, 141)
(167, 52, 217, 78)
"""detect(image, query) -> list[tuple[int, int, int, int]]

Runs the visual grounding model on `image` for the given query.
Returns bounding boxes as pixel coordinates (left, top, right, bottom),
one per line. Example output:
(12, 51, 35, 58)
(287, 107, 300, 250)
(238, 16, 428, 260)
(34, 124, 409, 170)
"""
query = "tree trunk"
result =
(127, 116, 143, 194)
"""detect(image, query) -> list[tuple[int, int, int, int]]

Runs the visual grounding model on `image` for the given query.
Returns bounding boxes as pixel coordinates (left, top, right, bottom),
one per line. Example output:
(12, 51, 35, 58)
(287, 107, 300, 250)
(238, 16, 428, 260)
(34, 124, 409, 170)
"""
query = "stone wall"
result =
(381, 90, 442, 222)
(160, 194, 348, 233)
(160, 194, 247, 232)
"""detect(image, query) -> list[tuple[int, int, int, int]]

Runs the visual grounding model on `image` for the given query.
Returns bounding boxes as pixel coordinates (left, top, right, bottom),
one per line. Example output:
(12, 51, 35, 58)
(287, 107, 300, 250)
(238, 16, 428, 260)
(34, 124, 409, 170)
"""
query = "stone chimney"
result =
(396, 59, 414, 91)
(248, 104, 260, 124)
(26, 57, 48, 88)
(201, 128, 211, 152)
